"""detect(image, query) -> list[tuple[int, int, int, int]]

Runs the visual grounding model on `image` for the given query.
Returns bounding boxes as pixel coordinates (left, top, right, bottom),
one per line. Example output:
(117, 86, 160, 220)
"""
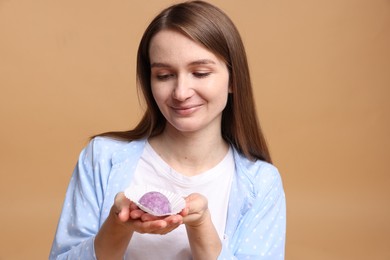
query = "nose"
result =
(172, 74, 193, 101)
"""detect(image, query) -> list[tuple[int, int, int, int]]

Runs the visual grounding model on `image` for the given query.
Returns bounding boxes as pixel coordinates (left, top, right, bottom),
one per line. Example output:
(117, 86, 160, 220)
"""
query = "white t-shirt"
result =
(125, 142, 235, 260)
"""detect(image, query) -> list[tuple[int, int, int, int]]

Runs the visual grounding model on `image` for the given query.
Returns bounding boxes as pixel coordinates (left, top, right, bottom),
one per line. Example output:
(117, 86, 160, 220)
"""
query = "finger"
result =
(187, 193, 208, 212)
(113, 192, 132, 222)
(132, 216, 183, 235)
(147, 217, 182, 235)
(165, 214, 183, 225)
(130, 209, 145, 220)
(153, 222, 182, 235)
(134, 219, 168, 233)
(141, 213, 183, 224)
(130, 202, 140, 211)
(179, 206, 189, 217)
(141, 213, 163, 222)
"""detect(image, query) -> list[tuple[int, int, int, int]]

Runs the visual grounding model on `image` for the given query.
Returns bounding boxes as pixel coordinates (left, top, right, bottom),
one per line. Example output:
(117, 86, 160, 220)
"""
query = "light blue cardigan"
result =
(50, 137, 286, 259)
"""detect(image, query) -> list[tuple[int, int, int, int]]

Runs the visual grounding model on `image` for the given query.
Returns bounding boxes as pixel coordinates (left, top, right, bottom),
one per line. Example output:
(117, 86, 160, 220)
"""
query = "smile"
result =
(171, 104, 202, 116)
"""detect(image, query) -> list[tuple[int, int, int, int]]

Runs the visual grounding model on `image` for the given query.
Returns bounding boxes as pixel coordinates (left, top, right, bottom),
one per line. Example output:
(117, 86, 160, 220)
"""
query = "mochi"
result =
(138, 191, 171, 215)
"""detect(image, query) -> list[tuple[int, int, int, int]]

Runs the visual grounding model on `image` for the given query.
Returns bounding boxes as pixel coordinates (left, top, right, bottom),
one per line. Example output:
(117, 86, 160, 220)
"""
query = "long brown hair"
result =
(96, 1, 272, 163)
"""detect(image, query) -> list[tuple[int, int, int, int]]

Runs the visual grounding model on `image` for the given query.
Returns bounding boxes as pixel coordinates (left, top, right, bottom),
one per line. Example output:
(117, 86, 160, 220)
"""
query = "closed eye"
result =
(193, 72, 211, 78)
(156, 74, 174, 81)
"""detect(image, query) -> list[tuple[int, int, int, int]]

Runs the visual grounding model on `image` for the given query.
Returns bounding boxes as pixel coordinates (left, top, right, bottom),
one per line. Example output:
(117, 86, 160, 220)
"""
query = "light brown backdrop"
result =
(0, 0, 389, 259)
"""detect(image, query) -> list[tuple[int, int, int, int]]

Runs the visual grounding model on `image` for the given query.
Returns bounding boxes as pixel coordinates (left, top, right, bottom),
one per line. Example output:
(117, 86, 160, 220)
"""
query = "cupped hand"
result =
(112, 192, 183, 235)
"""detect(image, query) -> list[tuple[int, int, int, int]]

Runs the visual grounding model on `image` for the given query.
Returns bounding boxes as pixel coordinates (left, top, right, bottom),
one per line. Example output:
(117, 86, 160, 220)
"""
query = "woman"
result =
(50, 1, 286, 259)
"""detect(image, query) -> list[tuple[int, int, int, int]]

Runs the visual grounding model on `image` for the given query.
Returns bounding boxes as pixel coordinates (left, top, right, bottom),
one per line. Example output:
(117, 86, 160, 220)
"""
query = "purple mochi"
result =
(138, 191, 171, 215)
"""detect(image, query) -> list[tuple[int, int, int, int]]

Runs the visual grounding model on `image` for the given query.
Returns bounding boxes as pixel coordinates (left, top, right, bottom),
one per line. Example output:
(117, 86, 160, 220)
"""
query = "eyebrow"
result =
(150, 59, 216, 68)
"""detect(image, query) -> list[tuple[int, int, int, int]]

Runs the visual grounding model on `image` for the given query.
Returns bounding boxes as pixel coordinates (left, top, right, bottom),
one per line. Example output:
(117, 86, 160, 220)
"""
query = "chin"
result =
(167, 122, 202, 133)
(173, 126, 201, 133)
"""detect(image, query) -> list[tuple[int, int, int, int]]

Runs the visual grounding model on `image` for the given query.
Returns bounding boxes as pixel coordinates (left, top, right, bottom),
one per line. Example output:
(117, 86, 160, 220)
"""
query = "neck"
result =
(148, 127, 229, 176)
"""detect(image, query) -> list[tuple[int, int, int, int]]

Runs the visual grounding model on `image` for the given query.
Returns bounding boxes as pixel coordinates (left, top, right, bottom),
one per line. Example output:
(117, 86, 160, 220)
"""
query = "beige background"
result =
(0, 0, 389, 259)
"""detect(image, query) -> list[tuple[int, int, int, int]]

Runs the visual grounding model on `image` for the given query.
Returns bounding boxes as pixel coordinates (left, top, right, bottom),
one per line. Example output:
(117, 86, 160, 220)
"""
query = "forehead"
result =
(148, 29, 221, 64)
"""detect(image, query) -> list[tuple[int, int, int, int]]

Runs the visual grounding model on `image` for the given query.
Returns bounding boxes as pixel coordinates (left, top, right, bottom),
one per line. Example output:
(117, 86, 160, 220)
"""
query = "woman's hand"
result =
(180, 193, 210, 227)
(113, 192, 183, 235)
(179, 193, 222, 260)
(95, 192, 183, 259)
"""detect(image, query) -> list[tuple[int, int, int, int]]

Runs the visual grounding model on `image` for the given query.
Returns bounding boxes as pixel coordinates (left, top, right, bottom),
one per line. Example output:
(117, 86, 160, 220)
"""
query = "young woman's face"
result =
(149, 29, 230, 135)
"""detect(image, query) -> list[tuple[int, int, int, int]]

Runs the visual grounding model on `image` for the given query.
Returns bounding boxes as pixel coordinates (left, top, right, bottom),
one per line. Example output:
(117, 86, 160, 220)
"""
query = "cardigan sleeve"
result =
(218, 163, 286, 259)
(49, 140, 106, 260)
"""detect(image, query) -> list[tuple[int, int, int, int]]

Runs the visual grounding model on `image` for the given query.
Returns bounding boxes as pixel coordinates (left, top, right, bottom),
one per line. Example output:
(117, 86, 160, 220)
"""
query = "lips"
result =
(171, 104, 202, 116)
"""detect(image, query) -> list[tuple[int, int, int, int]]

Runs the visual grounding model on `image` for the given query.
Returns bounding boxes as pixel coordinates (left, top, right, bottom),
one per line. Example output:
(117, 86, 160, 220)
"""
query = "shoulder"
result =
(233, 148, 281, 178)
(82, 137, 147, 165)
(88, 136, 129, 151)
(233, 148, 283, 195)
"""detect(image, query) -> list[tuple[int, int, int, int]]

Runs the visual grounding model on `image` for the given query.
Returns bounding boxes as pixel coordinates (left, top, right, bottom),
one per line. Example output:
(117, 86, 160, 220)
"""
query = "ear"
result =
(228, 84, 233, 93)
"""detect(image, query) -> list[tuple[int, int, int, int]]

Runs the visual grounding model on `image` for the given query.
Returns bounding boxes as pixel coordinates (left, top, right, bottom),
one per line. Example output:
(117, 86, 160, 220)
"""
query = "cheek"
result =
(216, 79, 230, 106)
(206, 77, 230, 98)
(151, 84, 168, 107)
(151, 85, 160, 104)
